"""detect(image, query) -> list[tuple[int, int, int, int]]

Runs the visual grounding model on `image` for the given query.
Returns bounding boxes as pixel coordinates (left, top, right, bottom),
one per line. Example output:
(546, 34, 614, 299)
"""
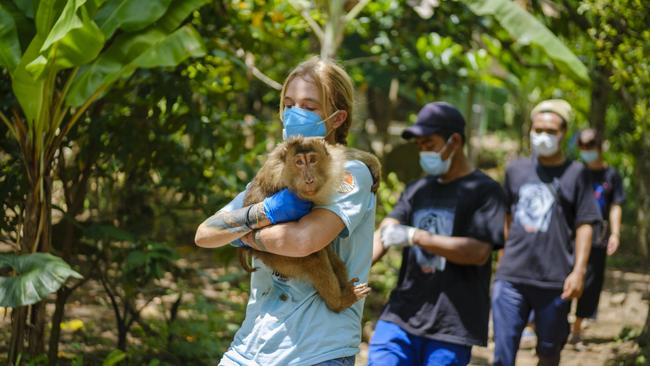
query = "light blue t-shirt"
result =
(219, 160, 376, 366)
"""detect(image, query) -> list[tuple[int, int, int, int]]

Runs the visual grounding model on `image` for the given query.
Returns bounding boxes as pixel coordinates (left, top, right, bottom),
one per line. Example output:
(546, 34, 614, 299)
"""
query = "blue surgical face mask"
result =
(419, 139, 454, 176)
(580, 149, 599, 164)
(282, 107, 339, 140)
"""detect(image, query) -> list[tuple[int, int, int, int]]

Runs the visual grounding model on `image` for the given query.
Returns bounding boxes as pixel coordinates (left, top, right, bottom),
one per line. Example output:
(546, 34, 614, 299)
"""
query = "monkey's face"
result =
(291, 150, 327, 197)
(281, 137, 332, 199)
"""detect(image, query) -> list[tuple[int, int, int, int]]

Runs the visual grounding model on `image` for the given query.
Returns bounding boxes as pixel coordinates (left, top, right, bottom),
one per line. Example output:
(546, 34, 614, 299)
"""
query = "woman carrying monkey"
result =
(195, 58, 376, 366)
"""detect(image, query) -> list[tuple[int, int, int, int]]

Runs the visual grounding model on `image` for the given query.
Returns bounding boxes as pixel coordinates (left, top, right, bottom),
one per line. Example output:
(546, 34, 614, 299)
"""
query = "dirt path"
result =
(1, 265, 646, 365)
(357, 269, 649, 366)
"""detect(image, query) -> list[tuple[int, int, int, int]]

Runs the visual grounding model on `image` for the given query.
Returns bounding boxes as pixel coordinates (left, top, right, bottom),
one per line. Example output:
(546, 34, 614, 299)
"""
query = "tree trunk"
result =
(321, 0, 345, 60)
(9, 175, 52, 363)
(28, 302, 47, 355)
(589, 68, 610, 134)
(465, 83, 476, 162)
(48, 288, 71, 366)
(9, 307, 28, 362)
(639, 131, 650, 347)
(636, 132, 650, 258)
(117, 323, 128, 351)
(639, 304, 650, 347)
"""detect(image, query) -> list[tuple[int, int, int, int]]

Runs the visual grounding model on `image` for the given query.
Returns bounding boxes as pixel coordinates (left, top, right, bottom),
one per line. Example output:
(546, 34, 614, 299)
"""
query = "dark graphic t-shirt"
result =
(587, 167, 625, 246)
(380, 170, 506, 346)
(496, 158, 602, 289)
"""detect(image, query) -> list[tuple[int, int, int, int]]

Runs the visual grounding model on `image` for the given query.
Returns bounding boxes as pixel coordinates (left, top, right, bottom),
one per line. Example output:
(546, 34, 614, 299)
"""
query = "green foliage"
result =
(460, 0, 589, 83)
(0, 253, 82, 307)
(2, 0, 649, 361)
(101, 350, 126, 366)
(376, 172, 405, 223)
(123, 242, 179, 286)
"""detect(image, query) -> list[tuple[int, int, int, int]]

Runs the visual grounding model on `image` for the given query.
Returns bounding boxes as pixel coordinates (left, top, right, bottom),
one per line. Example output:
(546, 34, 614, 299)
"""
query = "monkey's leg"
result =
(326, 246, 351, 289)
(253, 249, 369, 312)
(299, 250, 358, 313)
(324, 247, 371, 310)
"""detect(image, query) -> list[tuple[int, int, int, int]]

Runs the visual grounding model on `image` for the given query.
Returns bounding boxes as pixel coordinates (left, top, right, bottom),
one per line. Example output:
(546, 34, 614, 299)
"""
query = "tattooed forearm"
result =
(204, 202, 270, 234)
(251, 230, 267, 252)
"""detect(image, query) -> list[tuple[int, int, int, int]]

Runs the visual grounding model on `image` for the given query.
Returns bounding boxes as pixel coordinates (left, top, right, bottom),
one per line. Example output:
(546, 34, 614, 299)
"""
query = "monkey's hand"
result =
(263, 188, 313, 224)
(380, 224, 417, 249)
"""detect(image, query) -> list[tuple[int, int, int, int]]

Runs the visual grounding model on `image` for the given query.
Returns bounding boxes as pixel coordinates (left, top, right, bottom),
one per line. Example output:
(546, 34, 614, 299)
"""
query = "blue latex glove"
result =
(263, 188, 313, 224)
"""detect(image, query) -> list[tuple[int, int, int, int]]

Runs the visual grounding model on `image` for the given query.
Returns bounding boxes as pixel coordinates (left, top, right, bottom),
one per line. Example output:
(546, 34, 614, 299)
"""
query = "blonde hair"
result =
(279, 57, 355, 145)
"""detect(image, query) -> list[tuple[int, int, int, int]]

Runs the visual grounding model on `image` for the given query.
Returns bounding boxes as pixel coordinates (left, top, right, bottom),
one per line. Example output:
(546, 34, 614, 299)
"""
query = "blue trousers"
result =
(492, 280, 570, 366)
(367, 320, 471, 366)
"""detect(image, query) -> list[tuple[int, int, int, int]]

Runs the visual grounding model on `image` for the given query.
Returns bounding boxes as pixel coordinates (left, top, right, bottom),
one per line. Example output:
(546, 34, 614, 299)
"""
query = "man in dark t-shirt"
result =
(367, 102, 506, 366)
(570, 128, 625, 343)
(493, 100, 602, 366)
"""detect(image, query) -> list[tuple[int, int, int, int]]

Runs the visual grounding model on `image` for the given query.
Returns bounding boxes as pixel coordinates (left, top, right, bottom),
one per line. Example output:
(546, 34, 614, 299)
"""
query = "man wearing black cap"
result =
(492, 100, 601, 366)
(367, 102, 507, 366)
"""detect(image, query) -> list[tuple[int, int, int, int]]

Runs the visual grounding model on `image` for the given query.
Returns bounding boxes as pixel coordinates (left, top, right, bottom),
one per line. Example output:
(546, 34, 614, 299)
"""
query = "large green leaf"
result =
(94, 0, 172, 38)
(11, 33, 46, 123)
(12, 0, 39, 19)
(26, 0, 105, 77)
(133, 24, 205, 68)
(10, 0, 64, 123)
(155, 0, 209, 33)
(461, 0, 590, 83)
(0, 2, 23, 72)
(0, 253, 83, 307)
(66, 22, 205, 107)
(34, 0, 63, 36)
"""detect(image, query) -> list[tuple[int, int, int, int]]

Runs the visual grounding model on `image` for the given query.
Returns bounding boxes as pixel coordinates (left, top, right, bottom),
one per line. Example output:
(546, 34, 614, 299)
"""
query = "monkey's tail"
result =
(238, 247, 257, 273)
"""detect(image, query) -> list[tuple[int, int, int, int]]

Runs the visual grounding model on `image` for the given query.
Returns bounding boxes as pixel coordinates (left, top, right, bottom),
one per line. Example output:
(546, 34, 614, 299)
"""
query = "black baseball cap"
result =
(402, 102, 466, 140)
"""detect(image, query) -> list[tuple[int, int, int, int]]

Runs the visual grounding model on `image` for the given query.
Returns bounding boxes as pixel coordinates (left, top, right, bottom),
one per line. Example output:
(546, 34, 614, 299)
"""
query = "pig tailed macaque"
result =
(239, 136, 380, 312)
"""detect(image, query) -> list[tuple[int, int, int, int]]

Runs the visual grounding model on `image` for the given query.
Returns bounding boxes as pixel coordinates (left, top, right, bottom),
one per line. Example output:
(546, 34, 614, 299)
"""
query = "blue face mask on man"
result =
(419, 138, 454, 176)
(282, 107, 340, 140)
(580, 149, 599, 164)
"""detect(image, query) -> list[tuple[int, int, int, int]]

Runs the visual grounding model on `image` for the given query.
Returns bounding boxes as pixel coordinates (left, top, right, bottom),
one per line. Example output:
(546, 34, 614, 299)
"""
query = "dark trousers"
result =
(492, 280, 570, 366)
(576, 246, 607, 318)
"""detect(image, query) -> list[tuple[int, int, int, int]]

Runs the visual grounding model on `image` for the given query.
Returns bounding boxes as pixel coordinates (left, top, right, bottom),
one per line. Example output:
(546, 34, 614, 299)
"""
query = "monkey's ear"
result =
(277, 144, 288, 161)
(318, 139, 330, 156)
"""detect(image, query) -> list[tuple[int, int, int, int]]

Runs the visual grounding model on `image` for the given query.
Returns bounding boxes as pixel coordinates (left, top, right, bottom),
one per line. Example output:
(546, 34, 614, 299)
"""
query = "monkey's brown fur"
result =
(239, 136, 380, 312)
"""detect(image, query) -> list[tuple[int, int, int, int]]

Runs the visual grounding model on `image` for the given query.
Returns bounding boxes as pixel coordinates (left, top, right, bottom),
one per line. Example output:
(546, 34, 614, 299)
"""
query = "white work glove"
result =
(380, 224, 417, 249)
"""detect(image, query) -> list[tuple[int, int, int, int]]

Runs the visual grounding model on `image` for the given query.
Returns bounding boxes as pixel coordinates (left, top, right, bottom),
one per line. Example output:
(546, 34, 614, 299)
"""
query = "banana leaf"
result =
(461, 0, 590, 83)
(27, 0, 105, 75)
(94, 0, 172, 38)
(0, 253, 83, 307)
(66, 23, 205, 107)
(0, 2, 23, 72)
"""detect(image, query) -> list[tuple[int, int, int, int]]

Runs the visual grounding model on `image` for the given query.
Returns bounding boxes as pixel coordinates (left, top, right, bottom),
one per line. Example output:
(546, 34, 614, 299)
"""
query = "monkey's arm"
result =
(372, 217, 400, 264)
(195, 203, 270, 248)
(411, 231, 492, 265)
(243, 208, 346, 257)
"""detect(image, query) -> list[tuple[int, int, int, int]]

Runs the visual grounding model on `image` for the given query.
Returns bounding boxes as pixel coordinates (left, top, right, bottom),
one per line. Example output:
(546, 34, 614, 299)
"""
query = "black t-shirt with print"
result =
(587, 166, 625, 246)
(380, 170, 506, 347)
(496, 157, 602, 289)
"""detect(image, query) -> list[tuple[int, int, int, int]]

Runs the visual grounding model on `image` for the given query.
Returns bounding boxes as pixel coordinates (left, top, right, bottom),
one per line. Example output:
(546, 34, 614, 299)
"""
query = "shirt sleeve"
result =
(316, 160, 374, 239)
(387, 189, 412, 225)
(219, 190, 246, 213)
(467, 182, 507, 250)
(575, 166, 603, 226)
(611, 169, 626, 205)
